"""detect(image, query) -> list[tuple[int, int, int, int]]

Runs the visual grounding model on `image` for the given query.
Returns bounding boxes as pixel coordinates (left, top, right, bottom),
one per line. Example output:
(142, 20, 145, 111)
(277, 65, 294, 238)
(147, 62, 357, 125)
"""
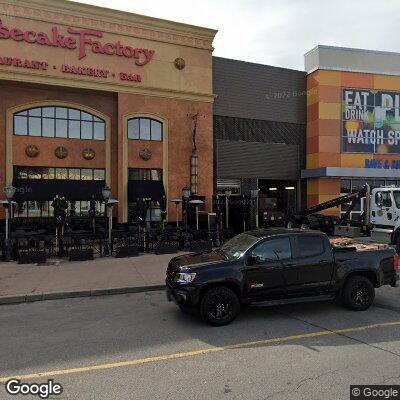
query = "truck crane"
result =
(285, 184, 400, 251)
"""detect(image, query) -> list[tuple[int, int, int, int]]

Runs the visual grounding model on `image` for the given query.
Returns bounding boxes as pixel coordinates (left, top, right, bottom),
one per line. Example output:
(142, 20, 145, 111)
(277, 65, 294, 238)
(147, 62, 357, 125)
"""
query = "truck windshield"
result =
(393, 191, 400, 208)
(219, 233, 260, 260)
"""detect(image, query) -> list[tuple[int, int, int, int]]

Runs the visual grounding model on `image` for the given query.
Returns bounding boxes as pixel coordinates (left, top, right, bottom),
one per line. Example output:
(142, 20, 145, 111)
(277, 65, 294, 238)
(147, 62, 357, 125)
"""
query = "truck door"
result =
(244, 236, 297, 300)
(292, 234, 334, 294)
(371, 190, 395, 227)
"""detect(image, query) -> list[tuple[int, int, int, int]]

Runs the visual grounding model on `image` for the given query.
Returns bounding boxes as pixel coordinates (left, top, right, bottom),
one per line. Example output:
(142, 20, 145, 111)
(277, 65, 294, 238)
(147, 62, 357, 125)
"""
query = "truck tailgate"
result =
(333, 247, 397, 286)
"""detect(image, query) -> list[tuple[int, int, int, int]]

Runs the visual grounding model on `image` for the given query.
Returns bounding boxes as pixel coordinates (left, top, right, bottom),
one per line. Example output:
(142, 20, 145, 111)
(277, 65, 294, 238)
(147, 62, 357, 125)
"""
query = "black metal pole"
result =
(184, 199, 188, 234)
(216, 198, 221, 246)
(183, 199, 189, 249)
(103, 201, 109, 256)
(4, 203, 12, 262)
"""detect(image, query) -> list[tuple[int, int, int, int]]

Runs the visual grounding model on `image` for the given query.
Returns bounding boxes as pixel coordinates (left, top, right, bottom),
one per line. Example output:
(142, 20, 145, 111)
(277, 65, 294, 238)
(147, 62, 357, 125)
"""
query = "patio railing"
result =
(0, 225, 233, 262)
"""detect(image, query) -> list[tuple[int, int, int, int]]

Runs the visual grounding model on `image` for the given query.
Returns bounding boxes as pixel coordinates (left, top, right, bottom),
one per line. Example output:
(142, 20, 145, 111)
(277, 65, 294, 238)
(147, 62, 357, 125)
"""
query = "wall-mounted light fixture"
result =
(190, 153, 198, 194)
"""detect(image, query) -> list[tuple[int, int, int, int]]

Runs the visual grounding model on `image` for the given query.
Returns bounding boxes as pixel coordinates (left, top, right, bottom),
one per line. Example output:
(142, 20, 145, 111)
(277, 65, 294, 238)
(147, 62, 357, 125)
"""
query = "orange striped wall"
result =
(306, 70, 400, 214)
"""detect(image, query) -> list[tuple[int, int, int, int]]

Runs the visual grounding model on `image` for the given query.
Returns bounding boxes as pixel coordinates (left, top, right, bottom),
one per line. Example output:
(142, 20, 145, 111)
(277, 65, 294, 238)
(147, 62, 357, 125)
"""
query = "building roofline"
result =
(305, 44, 400, 58)
(213, 56, 305, 74)
(4, 0, 218, 40)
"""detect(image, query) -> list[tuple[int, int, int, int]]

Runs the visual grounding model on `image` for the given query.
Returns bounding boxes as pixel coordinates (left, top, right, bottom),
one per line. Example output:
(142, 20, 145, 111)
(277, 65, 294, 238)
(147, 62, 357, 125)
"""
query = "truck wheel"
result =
(341, 275, 375, 311)
(200, 287, 240, 326)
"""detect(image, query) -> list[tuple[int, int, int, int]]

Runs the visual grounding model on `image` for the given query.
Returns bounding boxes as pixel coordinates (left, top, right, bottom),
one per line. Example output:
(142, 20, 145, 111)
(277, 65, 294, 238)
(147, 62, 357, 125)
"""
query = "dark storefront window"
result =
(14, 166, 105, 181)
(55, 168, 68, 180)
(93, 170, 106, 180)
(13, 166, 106, 218)
(42, 168, 55, 179)
(128, 168, 165, 225)
(216, 179, 241, 195)
(127, 117, 163, 141)
(15, 200, 105, 218)
(128, 168, 163, 181)
(13, 107, 105, 140)
(81, 169, 93, 181)
(258, 180, 297, 215)
(68, 168, 81, 180)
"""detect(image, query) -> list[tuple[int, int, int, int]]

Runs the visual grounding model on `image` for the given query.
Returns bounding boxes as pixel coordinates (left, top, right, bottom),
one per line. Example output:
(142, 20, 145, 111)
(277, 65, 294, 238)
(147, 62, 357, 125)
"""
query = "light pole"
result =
(182, 187, 191, 233)
(225, 189, 231, 229)
(102, 185, 111, 256)
(215, 195, 222, 246)
(3, 186, 16, 261)
(251, 188, 260, 229)
(242, 195, 246, 232)
(182, 187, 191, 249)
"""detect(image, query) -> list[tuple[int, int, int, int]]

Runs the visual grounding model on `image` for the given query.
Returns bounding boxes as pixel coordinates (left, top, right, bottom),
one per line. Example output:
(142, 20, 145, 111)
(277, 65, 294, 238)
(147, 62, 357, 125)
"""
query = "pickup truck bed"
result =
(330, 237, 390, 251)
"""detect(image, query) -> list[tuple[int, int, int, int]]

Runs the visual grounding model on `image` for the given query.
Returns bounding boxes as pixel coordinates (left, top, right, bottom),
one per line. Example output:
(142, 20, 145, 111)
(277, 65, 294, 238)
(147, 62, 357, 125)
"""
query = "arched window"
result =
(127, 117, 162, 141)
(13, 106, 105, 140)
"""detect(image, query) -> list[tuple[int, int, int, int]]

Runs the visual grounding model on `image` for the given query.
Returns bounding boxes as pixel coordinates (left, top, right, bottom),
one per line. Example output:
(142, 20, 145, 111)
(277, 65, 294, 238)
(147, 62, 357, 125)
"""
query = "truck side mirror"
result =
(376, 192, 383, 207)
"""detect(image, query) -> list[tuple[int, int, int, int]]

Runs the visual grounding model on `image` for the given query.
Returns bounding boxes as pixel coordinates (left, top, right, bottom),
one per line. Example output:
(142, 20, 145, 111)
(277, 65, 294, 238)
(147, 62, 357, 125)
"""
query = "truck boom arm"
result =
(299, 186, 367, 217)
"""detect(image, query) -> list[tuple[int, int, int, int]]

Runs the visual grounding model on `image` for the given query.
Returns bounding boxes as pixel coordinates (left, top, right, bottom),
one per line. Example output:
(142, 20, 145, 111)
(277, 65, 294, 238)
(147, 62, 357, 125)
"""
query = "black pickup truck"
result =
(166, 228, 399, 326)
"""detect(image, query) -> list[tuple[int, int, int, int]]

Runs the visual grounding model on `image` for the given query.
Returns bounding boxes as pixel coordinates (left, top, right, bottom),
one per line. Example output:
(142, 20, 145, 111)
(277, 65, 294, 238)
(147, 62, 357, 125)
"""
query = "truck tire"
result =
(200, 286, 240, 326)
(341, 275, 375, 311)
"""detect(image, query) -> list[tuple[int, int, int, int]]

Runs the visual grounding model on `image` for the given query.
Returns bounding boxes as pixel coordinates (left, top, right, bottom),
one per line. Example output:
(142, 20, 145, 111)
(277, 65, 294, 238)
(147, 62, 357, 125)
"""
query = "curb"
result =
(0, 284, 166, 305)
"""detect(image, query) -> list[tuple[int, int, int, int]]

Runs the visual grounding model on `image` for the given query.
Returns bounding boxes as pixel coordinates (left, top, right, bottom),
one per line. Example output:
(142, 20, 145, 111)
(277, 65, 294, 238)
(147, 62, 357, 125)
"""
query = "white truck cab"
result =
(369, 186, 400, 245)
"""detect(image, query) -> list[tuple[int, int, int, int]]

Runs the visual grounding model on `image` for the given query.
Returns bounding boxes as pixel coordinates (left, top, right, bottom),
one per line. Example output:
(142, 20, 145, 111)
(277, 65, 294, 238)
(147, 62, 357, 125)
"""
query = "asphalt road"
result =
(0, 286, 399, 400)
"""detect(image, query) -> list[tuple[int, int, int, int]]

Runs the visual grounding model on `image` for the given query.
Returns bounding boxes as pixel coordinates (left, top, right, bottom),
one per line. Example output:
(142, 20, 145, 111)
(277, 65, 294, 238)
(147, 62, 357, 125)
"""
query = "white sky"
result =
(73, 0, 400, 71)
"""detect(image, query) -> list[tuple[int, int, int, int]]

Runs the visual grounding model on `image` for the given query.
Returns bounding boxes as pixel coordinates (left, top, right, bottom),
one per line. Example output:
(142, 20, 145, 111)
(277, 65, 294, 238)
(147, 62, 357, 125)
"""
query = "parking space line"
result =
(1, 320, 399, 383)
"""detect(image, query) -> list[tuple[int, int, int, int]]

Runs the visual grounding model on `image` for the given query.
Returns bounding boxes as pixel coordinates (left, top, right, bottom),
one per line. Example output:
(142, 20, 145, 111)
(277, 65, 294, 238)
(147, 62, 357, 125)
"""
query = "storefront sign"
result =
(0, 19, 155, 66)
(365, 158, 400, 169)
(342, 88, 400, 154)
(0, 56, 48, 70)
(0, 56, 142, 83)
(61, 64, 109, 78)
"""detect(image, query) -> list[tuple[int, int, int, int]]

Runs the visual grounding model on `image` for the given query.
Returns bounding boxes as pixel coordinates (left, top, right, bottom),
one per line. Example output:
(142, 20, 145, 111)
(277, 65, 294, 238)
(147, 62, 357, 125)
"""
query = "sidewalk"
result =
(0, 253, 185, 304)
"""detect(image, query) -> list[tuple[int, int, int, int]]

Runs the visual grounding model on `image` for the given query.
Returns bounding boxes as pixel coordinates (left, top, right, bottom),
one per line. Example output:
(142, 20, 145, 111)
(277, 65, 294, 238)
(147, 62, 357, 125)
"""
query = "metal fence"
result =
(0, 225, 233, 262)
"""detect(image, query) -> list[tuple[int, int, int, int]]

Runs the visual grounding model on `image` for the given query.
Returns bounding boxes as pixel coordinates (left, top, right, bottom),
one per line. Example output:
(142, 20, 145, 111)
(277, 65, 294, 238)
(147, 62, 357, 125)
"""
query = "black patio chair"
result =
(44, 235, 57, 257)
(16, 237, 30, 252)
(35, 236, 47, 251)
(146, 228, 162, 252)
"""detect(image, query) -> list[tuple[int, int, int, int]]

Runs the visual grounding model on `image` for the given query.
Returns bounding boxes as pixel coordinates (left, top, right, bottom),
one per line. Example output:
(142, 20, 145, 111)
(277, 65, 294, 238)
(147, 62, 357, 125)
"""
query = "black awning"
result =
(128, 180, 166, 208)
(12, 179, 106, 201)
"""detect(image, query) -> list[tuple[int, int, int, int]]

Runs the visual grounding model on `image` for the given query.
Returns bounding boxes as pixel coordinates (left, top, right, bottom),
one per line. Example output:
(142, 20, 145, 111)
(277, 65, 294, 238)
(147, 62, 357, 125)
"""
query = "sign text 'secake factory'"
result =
(0, 19, 155, 66)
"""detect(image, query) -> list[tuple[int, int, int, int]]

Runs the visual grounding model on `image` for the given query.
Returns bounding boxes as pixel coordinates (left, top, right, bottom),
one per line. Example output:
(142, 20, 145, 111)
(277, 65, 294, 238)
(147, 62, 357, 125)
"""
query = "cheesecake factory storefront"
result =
(0, 0, 215, 226)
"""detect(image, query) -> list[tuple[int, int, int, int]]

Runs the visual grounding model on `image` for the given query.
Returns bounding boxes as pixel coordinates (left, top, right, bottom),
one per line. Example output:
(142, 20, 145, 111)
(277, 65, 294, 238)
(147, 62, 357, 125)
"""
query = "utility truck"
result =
(285, 184, 400, 251)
